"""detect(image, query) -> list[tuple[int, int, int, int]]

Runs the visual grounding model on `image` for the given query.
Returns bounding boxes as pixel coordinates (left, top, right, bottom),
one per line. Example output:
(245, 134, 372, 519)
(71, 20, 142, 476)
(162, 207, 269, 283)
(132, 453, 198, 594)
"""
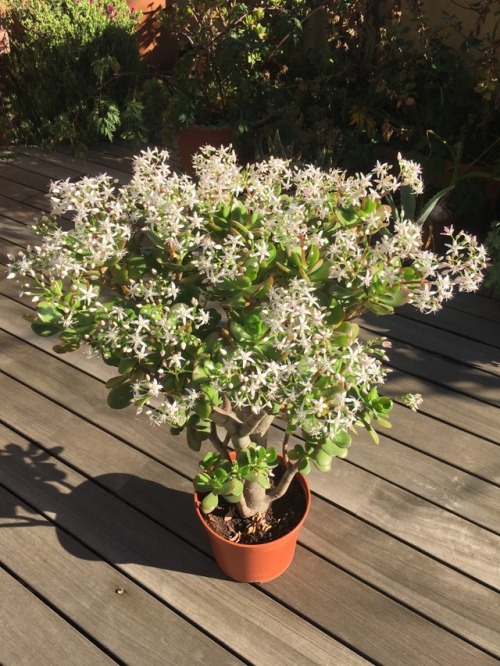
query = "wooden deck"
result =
(1, 144, 499, 665)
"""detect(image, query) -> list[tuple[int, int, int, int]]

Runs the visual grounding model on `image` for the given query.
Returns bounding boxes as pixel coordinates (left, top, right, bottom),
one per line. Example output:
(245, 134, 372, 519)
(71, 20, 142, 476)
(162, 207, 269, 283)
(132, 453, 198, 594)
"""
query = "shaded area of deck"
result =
(1, 144, 499, 665)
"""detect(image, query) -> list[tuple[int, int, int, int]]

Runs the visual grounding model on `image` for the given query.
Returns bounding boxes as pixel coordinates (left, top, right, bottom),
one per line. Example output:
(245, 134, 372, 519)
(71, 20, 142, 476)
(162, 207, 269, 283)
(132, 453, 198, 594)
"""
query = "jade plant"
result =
(8, 147, 487, 522)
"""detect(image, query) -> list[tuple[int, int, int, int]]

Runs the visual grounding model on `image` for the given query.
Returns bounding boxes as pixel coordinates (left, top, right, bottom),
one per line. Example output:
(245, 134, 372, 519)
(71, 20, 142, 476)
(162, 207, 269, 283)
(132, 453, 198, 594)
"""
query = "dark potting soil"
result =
(201, 468, 308, 545)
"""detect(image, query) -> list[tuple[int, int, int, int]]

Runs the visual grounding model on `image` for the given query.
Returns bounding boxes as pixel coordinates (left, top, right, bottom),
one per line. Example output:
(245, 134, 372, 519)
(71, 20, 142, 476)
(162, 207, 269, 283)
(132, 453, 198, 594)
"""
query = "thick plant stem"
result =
(211, 403, 275, 451)
(266, 463, 299, 501)
(237, 481, 269, 518)
(212, 399, 287, 517)
(209, 422, 231, 459)
(236, 462, 300, 517)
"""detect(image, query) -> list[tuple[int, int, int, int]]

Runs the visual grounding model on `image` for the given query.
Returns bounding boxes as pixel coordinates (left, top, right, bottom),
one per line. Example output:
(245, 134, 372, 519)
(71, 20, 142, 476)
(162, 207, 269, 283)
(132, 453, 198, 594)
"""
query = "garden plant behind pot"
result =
(8, 146, 487, 582)
(158, 0, 305, 170)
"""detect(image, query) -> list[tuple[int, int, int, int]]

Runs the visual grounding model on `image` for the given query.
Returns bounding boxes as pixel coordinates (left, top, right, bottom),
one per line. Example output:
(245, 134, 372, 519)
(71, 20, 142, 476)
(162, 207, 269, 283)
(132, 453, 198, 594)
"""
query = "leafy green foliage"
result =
(250, 1, 499, 173)
(194, 445, 279, 513)
(0, 0, 148, 150)
(160, 0, 306, 131)
(194, 452, 244, 512)
(288, 431, 353, 473)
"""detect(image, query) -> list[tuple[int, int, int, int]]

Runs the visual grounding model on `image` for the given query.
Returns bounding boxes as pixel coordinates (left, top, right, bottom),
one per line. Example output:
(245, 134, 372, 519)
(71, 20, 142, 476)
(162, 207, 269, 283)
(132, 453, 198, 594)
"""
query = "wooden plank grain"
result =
(359, 327, 500, 408)
(379, 364, 500, 444)
(0, 177, 41, 203)
(397, 305, 500, 348)
(1, 150, 85, 182)
(0, 194, 43, 226)
(123, 456, 500, 659)
(0, 488, 243, 666)
(287, 451, 500, 590)
(1, 362, 499, 660)
(0, 161, 53, 192)
(301, 501, 500, 659)
(55, 141, 183, 174)
(11, 146, 135, 184)
(448, 292, 500, 324)
(0, 429, 367, 666)
(361, 311, 500, 377)
(0, 218, 39, 255)
(2, 431, 493, 666)
(55, 144, 135, 175)
(0, 567, 114, 666)
(1, 149, 500, 664)
(266, 550, 499, 666)
(345, 433, 500, 532)
(369, 401, 500, 485)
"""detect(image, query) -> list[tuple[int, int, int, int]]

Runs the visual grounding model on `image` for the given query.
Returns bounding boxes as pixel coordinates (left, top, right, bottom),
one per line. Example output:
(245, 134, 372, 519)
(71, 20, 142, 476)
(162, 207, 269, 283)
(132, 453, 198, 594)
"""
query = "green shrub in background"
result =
(254, 1, 499, 171)
(0, 0, 159, 151)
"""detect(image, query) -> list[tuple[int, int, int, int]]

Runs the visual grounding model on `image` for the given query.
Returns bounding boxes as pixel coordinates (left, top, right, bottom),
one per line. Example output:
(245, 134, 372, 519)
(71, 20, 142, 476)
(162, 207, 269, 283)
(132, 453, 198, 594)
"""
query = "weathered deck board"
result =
(0, 484, 240, 665)
(361, 310, 500, 376)
(397, 304, 500, 348)
(0, 425, 368, 666)
(449, 292, 500, 323)
(11, 145, 134, 182)
(380, 369, 499, 443)
(1, 566, 115, 666)
(1, 414, 496, 666)
(1, 145, 500, 665)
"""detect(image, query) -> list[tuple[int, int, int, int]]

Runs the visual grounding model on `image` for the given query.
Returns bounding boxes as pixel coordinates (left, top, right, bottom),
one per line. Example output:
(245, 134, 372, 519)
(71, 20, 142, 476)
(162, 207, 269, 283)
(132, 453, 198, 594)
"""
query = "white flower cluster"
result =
(7, 146, 487, 441)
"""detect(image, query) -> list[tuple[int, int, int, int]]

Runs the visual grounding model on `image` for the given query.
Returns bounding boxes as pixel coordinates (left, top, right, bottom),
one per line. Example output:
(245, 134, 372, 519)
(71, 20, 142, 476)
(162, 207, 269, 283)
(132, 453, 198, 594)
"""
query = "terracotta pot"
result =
(194, 469, 311, 583)
(126, 0, 178, 70)
(177, 125, 233, 176)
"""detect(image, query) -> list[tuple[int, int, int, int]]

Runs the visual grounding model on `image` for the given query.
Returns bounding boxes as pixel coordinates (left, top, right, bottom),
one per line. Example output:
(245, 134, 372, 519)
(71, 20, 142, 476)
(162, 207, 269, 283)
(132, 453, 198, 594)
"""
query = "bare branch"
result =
(239, 411, 273, 437)
(267, 462, 299, 501)
(209, 422, 230, 459)
(281, 432, 290, 464)
(223, 394, 232, 413)
(210, 405, 242, 435)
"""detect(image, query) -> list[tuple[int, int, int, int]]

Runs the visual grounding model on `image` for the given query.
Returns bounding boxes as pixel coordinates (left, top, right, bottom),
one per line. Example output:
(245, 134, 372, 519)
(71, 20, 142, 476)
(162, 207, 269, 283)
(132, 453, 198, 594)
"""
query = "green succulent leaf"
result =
(221, 478, 243, 498)
(334, 432, 352, 448)
(265, 448, 278, 464)
(256, 471, 271, 489)
(37, 301, 60, 324)
(201, 491, 219, 514)
(298, 458, 311, 474)
(194, 472, 212, 492)
(315, 449, 333, 468)
(194, 399, 212, 419)
(320, 439, 337, 456)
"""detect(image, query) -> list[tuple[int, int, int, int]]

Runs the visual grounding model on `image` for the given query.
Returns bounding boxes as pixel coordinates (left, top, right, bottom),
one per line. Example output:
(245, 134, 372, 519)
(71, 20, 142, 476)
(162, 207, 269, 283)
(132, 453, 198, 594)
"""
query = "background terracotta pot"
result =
(126, 0, 178, 70)
(194, 471, 311, 583)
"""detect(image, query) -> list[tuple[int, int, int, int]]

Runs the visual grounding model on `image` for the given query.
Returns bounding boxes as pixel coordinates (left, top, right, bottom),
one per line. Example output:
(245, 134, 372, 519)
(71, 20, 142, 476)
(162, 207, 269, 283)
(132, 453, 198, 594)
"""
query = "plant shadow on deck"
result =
(0, 441, 226, 580)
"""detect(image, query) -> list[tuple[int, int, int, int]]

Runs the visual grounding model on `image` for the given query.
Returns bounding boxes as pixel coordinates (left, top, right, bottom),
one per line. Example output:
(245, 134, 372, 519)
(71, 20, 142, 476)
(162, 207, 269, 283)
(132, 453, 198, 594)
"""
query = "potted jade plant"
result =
(8, 146, 487, 582)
